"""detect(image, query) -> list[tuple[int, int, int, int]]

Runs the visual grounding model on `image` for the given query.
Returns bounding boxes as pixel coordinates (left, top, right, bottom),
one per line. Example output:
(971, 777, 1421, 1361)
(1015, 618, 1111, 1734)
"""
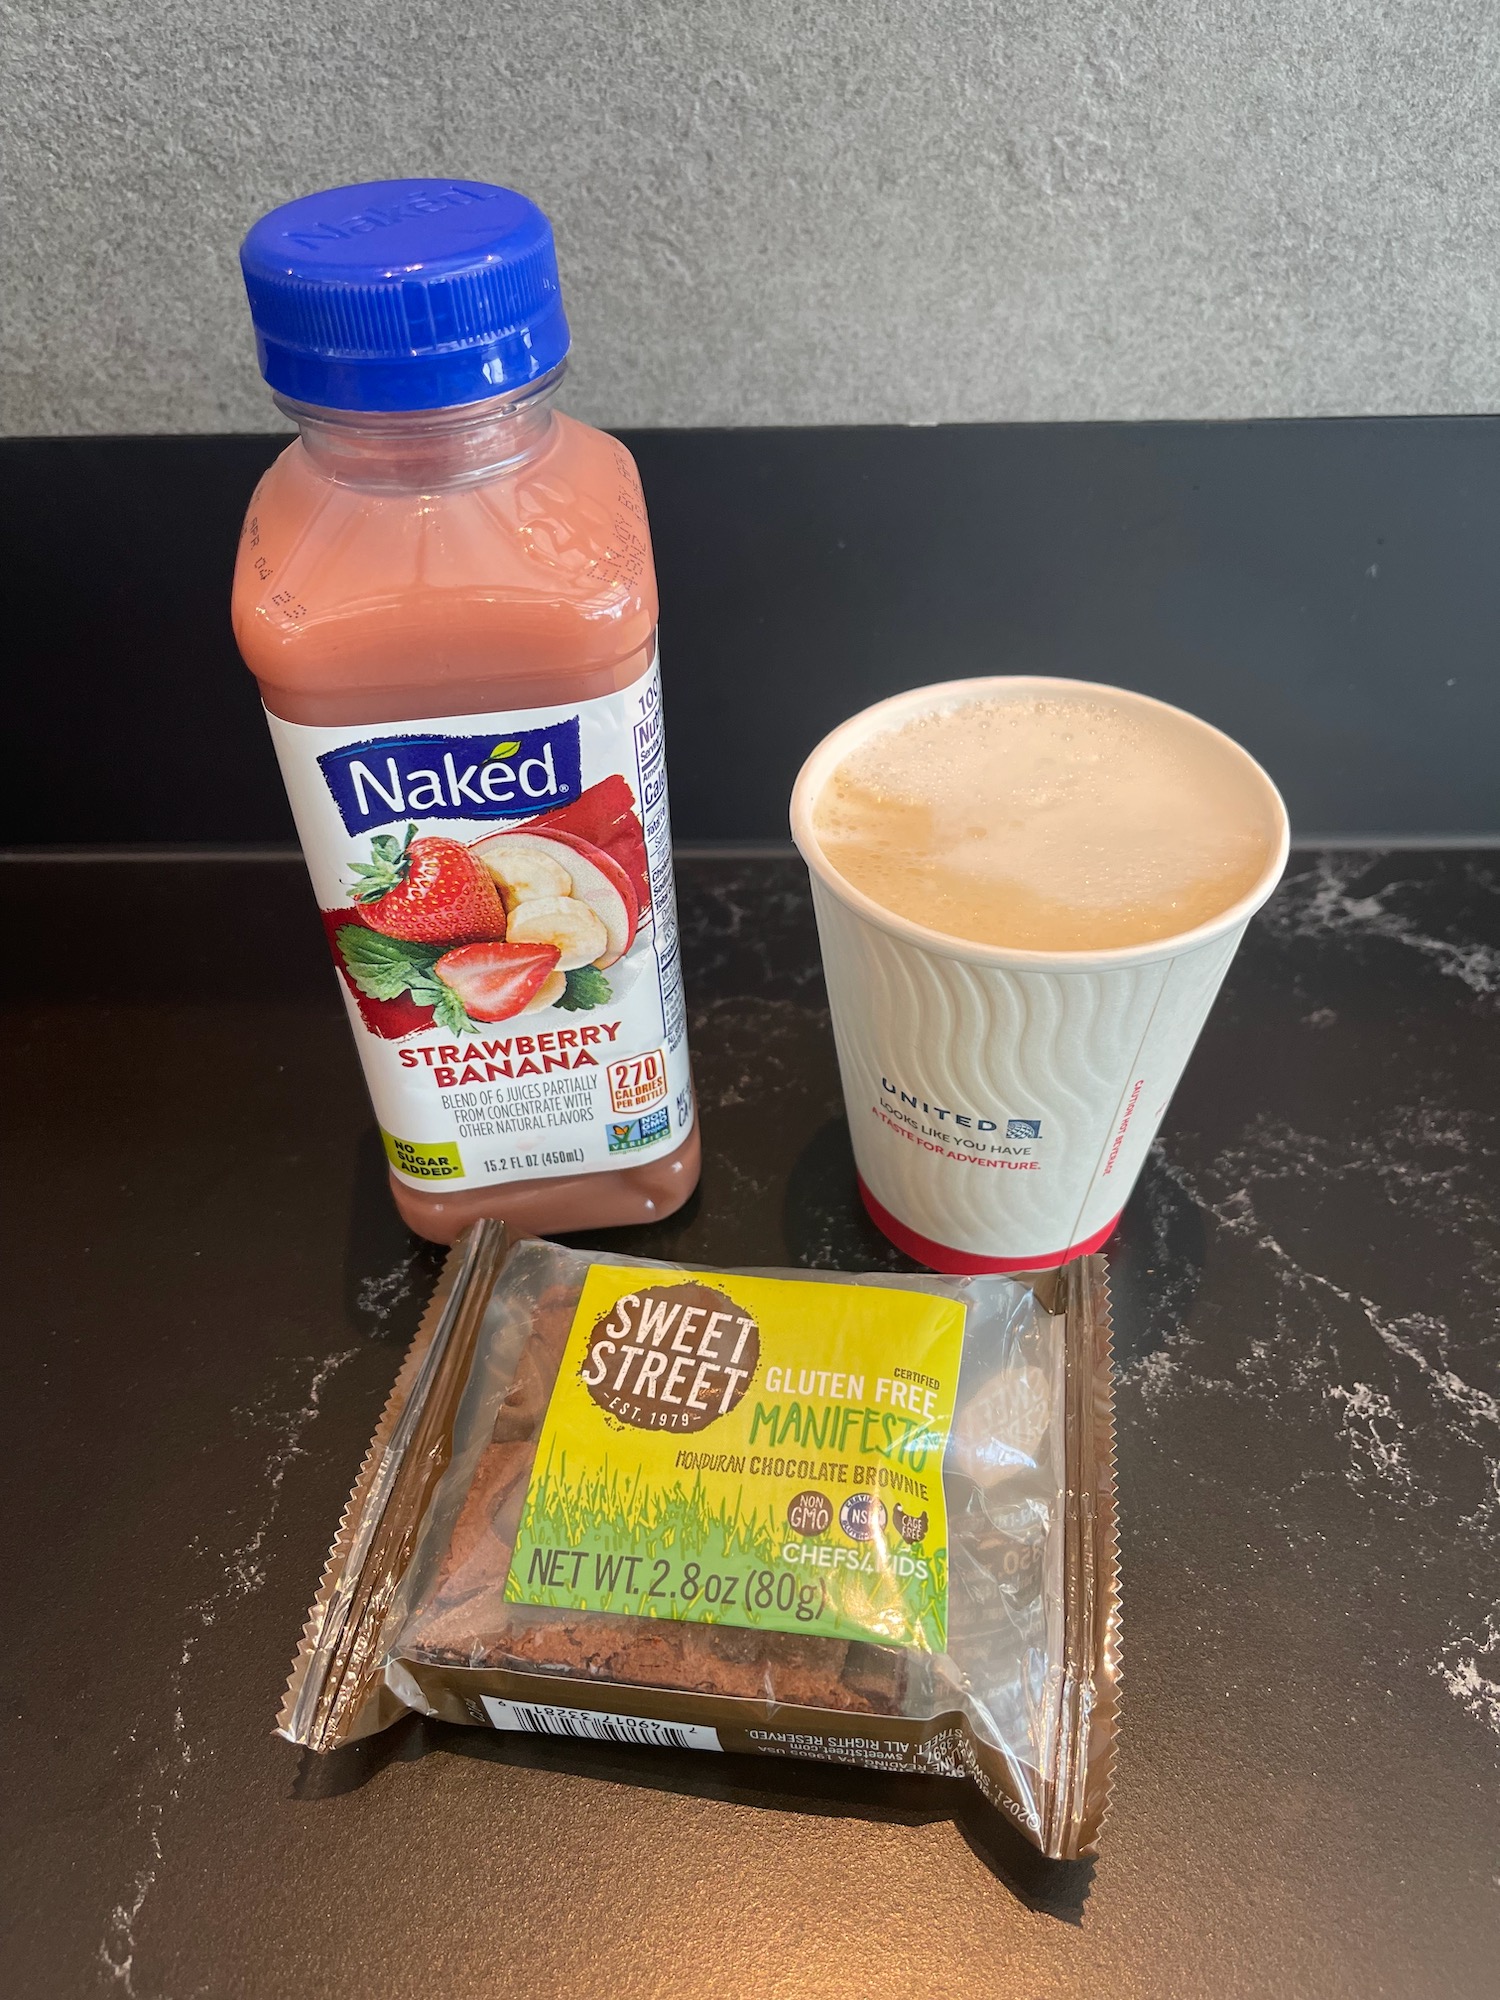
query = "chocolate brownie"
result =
(402, 1293, 907, 1714)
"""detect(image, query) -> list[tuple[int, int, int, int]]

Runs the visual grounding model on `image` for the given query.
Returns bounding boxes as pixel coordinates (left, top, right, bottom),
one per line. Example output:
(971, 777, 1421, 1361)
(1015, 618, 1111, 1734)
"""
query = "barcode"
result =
(480, 1696, 721, 1753)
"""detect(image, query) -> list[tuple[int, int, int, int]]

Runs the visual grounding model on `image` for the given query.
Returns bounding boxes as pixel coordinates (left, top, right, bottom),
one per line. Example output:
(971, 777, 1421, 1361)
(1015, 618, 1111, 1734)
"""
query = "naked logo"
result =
(317, 720, 582, 835)
(282, 184, 499, 251)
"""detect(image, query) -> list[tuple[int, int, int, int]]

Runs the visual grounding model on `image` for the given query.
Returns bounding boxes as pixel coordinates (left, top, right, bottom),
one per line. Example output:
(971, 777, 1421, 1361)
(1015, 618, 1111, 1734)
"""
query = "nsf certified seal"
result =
(839, 1491, 887, 1542)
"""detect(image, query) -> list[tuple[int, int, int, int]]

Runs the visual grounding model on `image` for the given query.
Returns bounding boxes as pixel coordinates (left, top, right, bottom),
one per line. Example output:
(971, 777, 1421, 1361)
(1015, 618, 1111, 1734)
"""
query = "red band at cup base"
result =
(857, 1177, 1123, 1274)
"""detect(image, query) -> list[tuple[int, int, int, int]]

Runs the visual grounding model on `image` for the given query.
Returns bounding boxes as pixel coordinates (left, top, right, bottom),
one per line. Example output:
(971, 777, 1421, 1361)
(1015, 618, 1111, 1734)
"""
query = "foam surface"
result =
(813, 693, 1279, 951)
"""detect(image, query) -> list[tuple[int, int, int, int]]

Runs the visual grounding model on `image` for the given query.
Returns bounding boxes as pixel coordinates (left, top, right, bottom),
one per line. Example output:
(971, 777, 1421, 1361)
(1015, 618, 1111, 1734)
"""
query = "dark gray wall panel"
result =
(4, 418, 1496, 846)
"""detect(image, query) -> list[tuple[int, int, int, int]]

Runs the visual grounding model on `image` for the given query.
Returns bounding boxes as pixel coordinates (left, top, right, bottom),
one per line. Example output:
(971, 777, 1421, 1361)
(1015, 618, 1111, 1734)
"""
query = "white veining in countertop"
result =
(1262, 851, 1500, 995)
(100, 1346, 358, 1994)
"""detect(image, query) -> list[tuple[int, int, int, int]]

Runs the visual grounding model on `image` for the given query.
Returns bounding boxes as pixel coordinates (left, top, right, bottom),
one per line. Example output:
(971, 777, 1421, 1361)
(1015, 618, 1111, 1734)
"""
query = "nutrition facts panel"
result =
(635, 655, 687, 1053)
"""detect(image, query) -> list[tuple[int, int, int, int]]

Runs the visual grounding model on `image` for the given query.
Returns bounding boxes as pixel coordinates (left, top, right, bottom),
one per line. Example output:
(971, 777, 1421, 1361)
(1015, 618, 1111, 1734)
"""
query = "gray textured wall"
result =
(6, 1, 1499, 434)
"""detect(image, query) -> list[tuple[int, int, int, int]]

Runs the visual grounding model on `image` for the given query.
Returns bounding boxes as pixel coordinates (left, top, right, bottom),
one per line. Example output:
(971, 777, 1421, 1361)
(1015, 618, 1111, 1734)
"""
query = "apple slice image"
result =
(535, 774, 650, 905)
(505, 895, 609, 971)
(472, 828, 638, 967)
(526, 828, 640, 964)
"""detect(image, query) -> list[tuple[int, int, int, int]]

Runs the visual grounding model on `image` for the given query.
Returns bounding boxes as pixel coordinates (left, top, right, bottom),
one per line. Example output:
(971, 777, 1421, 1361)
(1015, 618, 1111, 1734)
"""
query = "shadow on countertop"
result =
(289, 1714, 1095, 1923)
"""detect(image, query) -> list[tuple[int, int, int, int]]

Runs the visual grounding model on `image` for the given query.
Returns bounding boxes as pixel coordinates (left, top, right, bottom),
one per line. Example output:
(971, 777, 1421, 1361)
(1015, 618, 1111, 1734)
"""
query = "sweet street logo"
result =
(579, 1282, 760, 1434)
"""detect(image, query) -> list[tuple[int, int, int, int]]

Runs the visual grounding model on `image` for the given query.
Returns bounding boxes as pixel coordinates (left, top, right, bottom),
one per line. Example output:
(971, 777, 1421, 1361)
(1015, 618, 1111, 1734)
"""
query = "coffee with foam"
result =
(811, 690, 1280, 952)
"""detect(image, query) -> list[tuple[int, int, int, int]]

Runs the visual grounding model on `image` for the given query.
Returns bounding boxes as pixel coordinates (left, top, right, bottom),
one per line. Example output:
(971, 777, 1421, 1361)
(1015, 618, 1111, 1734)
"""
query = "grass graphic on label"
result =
(508, 1444, 949, 1649)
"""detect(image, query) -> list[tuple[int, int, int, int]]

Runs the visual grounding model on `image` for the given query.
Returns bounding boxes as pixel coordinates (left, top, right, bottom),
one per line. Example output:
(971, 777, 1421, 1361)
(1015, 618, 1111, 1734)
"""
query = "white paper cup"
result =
(790, 678, 1289, 1272)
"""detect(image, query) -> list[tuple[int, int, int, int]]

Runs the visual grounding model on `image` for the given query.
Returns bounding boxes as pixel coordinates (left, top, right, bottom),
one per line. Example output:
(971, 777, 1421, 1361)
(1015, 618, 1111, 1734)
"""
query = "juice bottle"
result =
(232, 180, 699, 1243)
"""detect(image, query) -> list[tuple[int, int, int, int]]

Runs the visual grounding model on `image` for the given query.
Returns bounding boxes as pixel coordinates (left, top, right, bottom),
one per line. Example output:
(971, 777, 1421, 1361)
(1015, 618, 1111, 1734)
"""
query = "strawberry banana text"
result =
(398, 1021, 623, 1087)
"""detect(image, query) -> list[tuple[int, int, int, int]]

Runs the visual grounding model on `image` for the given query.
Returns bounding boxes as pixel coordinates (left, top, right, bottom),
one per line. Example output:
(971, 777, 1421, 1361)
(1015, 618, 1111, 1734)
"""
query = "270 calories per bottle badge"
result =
(505, 1265, 967, 1652)
(607, 1048, 668, 1114)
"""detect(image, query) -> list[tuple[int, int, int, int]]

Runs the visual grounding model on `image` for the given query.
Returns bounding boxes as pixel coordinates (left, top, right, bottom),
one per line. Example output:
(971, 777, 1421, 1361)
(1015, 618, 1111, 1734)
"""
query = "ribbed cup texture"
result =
(809, 880, 1244, 1260)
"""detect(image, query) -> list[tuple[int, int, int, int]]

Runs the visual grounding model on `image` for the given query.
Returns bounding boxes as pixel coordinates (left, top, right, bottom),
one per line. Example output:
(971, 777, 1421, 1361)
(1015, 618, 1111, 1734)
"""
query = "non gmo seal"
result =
(786, 1489, 833, 1536)
(839, 1492, 887, 1543)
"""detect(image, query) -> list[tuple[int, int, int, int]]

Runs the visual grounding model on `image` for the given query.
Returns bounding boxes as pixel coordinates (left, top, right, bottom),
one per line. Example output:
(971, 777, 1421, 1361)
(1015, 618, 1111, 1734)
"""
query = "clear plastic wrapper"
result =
(280, 1221, 1120, 1859)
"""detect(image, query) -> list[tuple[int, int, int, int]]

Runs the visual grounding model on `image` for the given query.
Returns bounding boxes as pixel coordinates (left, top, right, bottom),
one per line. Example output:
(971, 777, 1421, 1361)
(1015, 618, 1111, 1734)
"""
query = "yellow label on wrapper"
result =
(381, 1131, 464, 1180)
(506, 1264, 966, 1651)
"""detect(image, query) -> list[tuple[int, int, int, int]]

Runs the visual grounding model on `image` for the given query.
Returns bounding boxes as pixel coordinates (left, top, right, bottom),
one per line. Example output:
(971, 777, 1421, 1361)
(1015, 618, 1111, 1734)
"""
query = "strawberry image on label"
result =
(352, 825, 508, 946)
(434, 941, 564, 1022)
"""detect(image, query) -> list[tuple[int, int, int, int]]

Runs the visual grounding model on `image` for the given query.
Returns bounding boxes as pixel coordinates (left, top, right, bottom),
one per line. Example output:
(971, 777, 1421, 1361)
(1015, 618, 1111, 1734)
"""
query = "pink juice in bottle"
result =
(232, 180, 699, 1243)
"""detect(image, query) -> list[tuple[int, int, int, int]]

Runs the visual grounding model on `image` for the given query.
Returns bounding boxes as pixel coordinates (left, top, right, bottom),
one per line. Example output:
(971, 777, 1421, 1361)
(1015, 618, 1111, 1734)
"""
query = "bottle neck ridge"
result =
(279, 367, 565, 491)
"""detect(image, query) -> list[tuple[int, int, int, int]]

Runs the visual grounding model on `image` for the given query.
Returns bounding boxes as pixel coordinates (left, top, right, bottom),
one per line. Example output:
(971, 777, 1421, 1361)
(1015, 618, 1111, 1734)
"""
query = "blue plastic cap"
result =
(240, 180, 571, 413)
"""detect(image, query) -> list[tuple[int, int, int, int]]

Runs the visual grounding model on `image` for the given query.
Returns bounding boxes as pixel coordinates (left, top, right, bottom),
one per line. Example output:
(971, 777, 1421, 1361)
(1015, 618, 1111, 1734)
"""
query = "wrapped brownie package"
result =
(280, 1221, 1121, 1859)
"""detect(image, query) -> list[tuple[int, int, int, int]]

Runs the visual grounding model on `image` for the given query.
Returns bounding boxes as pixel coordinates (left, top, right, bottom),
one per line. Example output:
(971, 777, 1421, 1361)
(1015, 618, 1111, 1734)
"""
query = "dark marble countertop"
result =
(5, 850, 1497, 1998)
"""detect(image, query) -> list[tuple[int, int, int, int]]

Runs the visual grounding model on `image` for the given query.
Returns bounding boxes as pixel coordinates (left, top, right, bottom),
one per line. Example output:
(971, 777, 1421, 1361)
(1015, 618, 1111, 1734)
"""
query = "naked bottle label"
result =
(268, 656, 693, 1189)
